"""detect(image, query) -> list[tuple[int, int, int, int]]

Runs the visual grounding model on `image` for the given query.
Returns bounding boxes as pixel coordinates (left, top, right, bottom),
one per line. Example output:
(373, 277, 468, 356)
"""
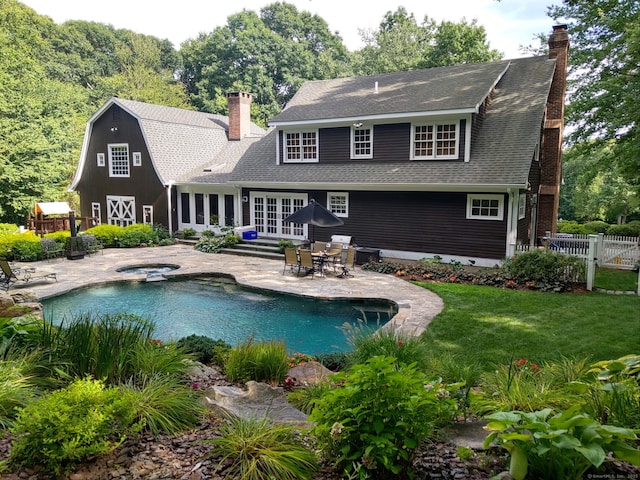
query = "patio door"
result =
(106, 195, 135, 226)
(250, 193, 306, 239)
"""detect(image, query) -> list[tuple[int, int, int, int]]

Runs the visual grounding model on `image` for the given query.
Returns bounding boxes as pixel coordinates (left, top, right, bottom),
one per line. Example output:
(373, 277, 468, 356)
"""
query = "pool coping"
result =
(9, 244, 444, 337)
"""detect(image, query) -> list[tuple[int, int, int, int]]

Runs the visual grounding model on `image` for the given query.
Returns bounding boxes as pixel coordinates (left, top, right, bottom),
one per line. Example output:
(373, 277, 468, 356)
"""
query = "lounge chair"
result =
(0, 259, 57, 291)
(283, 247, 299, 275)
(40, 238, 63, 260)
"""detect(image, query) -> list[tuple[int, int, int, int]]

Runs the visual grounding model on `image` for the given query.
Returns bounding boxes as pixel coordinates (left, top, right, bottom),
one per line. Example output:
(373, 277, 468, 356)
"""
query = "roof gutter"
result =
(231, 181, 526, 193)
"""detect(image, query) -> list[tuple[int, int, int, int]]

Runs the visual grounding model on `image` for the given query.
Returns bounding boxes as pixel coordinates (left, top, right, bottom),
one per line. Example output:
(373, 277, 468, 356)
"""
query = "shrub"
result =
(9, 377, 143, 475)
(0, 223, 19, 237)
(85, 224, 123, 247)
(0, 355, 39, 428)
(315, 351, 349, 371)
(606, 220, 640, 237)
(501, 249, 585, 291)
(11, 238, 43, 261)
(208, 415, 318, 480)
(176, 334, 232, 366)
(582, 221, 610, 234)
(286, 381, 332, 415)
(557, 220, 586, 234)
(0, 316, 44, 354)
(484, 406, 640, 480)
(182, 227, 196, 238)
(225, 338, 289, 384)
(119, 223, 158, 247)
(310, 355, 458, 479)
(43, 230, 71, 243)
(151, 223, 170, 241)
(278, 239, 295, 252)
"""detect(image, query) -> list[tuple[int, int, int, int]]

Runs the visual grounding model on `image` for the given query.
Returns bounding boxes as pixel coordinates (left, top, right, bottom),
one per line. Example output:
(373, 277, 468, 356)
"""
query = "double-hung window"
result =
(328, 192, 349, 217)
(411, 122, 458, 160)
(466, 194, 504, 220)
(284, 131, 318, 162)
(351, 126, 372, 159)
(108, 144, 130, 177)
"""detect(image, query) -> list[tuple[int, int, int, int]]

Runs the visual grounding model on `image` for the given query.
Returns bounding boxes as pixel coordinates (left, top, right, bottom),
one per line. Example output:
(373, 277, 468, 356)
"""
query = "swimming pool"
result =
(41, 276, 397, 355)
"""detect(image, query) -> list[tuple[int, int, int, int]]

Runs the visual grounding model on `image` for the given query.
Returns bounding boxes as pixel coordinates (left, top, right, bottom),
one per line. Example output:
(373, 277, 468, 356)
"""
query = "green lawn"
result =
(417, 282, 640, 370)
(595, 267, 639, 291)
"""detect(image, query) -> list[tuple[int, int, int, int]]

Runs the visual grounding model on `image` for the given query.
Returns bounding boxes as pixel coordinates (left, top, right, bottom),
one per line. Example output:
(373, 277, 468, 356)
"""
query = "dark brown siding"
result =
(76, 105, 168, 226)
(279, 119, 466, 164)
(243, 188, 507, 259)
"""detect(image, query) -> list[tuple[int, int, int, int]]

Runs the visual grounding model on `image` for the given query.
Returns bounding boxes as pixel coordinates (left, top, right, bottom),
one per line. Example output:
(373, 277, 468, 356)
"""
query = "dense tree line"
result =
(0, 0, 636, 225)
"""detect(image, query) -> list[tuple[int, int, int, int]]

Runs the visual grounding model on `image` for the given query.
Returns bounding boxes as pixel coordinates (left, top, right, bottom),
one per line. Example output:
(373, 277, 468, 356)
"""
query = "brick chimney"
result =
(227, 91, 252, 141)
(537, 25, 569, 237)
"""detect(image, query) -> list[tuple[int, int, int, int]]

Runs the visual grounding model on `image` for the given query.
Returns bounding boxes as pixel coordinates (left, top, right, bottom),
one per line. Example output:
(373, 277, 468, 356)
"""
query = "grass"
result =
(416, 282, 640, 370)
(595, 267, 639, 291)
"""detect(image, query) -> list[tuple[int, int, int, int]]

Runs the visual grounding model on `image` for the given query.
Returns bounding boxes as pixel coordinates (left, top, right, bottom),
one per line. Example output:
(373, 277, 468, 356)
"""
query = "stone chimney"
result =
(537, 25, 569, 237)
(227, 91, 252, 141)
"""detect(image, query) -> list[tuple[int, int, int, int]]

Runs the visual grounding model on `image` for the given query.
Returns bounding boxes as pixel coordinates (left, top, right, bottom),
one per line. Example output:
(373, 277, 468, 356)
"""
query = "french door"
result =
(251, 193, 306, 239)
(106, 195, 135, 226)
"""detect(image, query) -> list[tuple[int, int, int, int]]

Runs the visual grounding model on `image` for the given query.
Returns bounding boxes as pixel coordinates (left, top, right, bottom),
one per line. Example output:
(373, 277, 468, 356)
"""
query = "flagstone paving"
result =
(10, 243, 443, 336)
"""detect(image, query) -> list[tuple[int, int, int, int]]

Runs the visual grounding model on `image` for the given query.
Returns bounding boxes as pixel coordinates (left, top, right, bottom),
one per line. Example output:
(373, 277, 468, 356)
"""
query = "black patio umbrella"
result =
(283, 199, 344, 241)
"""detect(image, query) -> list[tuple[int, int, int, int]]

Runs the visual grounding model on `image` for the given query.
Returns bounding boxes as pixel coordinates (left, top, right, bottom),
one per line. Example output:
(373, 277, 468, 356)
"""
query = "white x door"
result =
(106, 195, 136, 226)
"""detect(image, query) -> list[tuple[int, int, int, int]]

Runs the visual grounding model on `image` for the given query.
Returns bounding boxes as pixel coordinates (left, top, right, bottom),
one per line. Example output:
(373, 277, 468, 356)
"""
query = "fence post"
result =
(637, 268, 639, 296)
(596, 233, 604, 267)
(586, 235, 597, 291)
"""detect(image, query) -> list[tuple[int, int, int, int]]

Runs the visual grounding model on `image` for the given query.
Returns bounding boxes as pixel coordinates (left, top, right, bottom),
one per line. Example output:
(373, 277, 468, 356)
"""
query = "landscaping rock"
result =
(0, 292, 15, 310)
(202, 381, 308, 424)
(288, 360, 334, 385)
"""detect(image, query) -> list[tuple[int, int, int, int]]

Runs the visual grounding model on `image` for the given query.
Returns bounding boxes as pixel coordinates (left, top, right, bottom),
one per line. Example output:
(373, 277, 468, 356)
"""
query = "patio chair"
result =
(40, 238, 63, 260)
(297, 249, 315, 278)
(336, 246, 356, 278)
(283, 247, 299, 275)
(312, 241, 327, 252)
(0, 258, 57, 291)
(326, 242, 343, 272)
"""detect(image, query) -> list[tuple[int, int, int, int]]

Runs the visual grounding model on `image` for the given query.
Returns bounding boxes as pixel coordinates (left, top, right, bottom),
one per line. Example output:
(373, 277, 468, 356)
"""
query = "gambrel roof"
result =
(70, 98, 265, 189)
(231, 56, 557, 190)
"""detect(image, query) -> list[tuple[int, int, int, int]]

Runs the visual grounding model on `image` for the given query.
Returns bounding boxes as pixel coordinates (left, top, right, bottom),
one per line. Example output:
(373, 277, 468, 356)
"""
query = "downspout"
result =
(165, 180, 175, 235)
(505, 189, 518, 258)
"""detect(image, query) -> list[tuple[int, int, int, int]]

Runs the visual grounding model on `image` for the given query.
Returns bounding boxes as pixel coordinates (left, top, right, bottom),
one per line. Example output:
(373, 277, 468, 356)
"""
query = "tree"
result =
(548, 0, 639, 190)
(180, 2, 351, 125)
(351, 8, 502, 75)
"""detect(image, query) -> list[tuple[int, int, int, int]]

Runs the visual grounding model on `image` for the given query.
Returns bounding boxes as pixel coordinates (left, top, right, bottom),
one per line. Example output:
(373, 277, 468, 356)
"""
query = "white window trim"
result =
(466, 194, 504, 221)
(143, 205, 153, 224)
(133, 152, 142, 166)
(327, 192, 349, 218)
(518, 193, 526, 220)
(283, 130, 319, 163)
(108, 143, 130, 178)
(91, 202, 101, 225)
(350, 125, 373, 159)
(97, 153, 105, 167)
(410, 121, 459, 160)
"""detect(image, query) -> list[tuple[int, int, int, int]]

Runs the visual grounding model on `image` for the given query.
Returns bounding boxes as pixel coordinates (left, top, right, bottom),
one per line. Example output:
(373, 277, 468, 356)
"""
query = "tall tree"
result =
(179, 2, 351, 125)
(548, 0, 639, 190)
(352, 8, 501, 75)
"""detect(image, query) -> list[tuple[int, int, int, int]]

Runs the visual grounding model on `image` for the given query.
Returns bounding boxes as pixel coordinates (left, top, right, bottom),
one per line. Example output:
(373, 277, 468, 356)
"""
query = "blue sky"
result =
(20, 0, 563, 59)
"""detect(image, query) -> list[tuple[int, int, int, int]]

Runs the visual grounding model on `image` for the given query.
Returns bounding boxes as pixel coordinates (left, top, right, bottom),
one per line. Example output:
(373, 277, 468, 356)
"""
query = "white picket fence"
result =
(513, 233, 640, 292)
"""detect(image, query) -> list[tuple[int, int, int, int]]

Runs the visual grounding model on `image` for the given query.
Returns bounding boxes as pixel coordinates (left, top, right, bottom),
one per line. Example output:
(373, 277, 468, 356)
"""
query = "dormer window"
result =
(411, 122, 458, 160)
(284, 131, 318, 163)
(351, 125, 373, 159)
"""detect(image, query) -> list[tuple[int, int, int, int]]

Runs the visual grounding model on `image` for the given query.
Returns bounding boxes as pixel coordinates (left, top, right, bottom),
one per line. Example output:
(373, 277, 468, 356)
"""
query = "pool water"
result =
(41, 277, 397, 355)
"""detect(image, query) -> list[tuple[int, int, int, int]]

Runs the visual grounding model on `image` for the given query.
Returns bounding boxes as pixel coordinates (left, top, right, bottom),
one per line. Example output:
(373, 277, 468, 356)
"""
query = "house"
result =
(228, 25, 569, 266)
(69, 93, 265, 232)
(72, 25, 568, 267)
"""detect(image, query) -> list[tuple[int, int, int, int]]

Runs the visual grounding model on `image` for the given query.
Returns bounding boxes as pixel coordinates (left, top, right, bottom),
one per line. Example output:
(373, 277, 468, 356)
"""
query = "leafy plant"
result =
(9, 377, 143, 475)
(0, 223, 19, 237)
(310, 355, 459, 479)
(208, 415, 318, 480)
(182, 227, 196, 238)
(484, 406, 640, 480)
(11, 238, 42, 261)
(195, 233, 240, 253)
(278, 239, 295, 252)
(225, 338, 289, 384)
(119, 223, 158, 247)
(0, 355, 39, 428)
